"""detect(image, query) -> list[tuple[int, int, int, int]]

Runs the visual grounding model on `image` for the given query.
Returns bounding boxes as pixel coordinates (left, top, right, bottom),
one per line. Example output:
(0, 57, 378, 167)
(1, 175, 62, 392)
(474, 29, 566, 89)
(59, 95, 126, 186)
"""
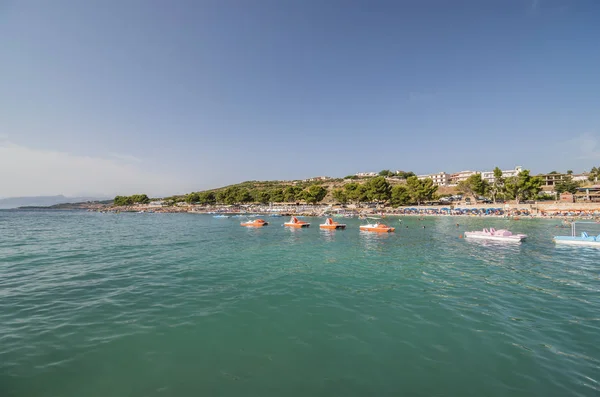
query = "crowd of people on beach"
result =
(387, 207, 513, 216)
(382, 208, 600, 220)
(103, 202, 600, 221)
(539, 209, 600, 218)
(385, 208, 600, 219)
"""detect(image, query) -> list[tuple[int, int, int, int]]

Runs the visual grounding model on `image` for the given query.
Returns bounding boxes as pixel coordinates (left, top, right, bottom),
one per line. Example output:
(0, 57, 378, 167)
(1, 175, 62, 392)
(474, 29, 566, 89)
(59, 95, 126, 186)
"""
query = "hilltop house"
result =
(355, 172, 378, 177)
(417, 172, 450, 186)
(303, 176, 331, 182)
(448, 171, 479, 186)
(480, 166, 523, 184)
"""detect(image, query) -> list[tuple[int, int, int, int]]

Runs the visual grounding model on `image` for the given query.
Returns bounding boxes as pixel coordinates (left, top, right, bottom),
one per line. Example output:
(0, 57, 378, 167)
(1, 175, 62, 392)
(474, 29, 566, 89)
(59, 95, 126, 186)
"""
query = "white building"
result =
(572, 173, 590, 182)
(303, 176, 331, 182)
(449, 171, 479, 186)
(480, 166, 523, 184)
(417, 172, 450, 186)
(355, 172, 378, 177)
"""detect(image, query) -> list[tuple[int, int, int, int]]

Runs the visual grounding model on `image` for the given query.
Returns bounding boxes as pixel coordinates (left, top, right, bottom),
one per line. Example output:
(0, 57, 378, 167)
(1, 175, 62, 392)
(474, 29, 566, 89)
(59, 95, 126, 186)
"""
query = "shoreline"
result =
(91, 207, 599, 221)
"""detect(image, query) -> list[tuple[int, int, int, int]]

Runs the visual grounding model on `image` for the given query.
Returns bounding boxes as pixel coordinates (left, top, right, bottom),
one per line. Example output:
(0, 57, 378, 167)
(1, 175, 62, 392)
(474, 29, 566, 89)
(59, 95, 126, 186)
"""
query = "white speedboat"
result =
(359, 217, 395, 233)
(240, 219, 268, 227)
(464, 228, 526, 243)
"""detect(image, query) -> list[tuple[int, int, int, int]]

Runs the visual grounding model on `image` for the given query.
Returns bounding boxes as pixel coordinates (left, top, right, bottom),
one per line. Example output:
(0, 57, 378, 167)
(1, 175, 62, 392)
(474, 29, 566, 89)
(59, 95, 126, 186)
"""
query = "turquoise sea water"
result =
(1, 211, 599, 397)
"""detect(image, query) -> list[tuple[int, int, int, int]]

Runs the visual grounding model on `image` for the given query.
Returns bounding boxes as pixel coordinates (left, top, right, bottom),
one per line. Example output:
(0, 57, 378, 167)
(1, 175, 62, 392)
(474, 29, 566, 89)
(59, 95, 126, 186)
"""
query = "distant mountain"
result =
(0, 195, 110, 209)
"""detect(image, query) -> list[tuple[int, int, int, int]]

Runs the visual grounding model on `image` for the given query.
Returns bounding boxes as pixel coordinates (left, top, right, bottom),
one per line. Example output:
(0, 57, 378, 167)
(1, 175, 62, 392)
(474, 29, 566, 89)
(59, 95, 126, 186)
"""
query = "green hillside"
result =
(158, 174, 440, 207)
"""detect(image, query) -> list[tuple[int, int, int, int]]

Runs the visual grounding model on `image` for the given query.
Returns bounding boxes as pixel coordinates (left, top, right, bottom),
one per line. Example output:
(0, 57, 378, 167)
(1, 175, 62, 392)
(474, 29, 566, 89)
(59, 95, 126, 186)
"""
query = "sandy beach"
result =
(100, 201, 600, 221)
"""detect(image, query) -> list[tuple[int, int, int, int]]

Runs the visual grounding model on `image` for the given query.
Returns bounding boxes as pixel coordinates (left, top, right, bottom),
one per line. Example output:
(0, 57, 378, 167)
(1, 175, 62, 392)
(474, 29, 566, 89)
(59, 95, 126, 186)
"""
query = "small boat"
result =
(320, 218, 346, 230)
(284, 216, 310, 228)
(213, 215, 230, 218)
(554, 222, 600, 247)
(464, 228, 526, 242)
(240, 219, 269, 227)
(359, 218, 395, 233)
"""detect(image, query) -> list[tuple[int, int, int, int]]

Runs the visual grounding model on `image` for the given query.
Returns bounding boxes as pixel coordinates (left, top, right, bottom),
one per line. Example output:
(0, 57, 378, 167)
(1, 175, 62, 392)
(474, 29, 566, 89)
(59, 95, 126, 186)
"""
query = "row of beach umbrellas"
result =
(394, 208, 510, 215)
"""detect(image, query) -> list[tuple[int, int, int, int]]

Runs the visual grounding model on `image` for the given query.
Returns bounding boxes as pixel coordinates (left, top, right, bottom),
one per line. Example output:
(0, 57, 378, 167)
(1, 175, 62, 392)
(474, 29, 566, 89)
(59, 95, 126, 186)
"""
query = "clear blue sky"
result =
(1, 0, 599, 197)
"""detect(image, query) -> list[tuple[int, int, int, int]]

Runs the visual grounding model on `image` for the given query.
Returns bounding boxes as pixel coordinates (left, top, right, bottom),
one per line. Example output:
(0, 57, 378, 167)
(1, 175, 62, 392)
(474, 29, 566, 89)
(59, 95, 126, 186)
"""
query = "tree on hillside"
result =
(406, 176, 438, 205)
(164, 195, 185, 205)
(365, 176, 391, 203)
(390, 185, 411, 207)
(344, 175, 358, 180)
(344, 182, 368, 203)
(114, 194, 149, 206)
(567, 170, 573, 175)
(216, 189, 228, 204)
(490, 167, 504, 203)
(217, 187, 241, 205)
(253, 190, 271, 205)
(283, 186, 304, 202)
(504, 170, 543, 204)
(198, 191, 216, 205)
(378, 170, 394, 177)
(457, 174, 489, 200)
(236, 188, 253, 204)
(555, 176, 580, 194)
(185, 192, 200, 204)
(113, 196, 133, 206)
(589, 167, 600, 182)
(303, 185, 328, 204)
(395, 171, 416, 179)
(224, 188, 238, 205)
(344, 182, 360, 196)
(332, 188, 348, 204)
(268, 188, 284, 203)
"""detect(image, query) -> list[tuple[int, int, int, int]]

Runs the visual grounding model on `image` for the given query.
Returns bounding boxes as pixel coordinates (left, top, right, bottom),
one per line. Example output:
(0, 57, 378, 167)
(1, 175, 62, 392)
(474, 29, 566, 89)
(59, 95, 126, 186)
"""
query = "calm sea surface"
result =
(1, 211, 599, 396)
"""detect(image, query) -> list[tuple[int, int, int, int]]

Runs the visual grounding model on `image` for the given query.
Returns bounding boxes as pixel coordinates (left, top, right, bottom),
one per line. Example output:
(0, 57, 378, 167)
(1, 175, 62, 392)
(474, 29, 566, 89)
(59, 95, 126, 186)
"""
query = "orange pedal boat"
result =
(240, 219, 268, 227)
(284, 216, 310, 228)
(359, 219, 395, 233)
(320, 218, 346, 230)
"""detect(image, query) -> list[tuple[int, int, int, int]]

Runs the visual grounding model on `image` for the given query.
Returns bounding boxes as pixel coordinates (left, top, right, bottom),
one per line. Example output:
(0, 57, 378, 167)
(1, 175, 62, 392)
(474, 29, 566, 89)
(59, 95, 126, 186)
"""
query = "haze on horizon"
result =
(1, 0, 599, 198)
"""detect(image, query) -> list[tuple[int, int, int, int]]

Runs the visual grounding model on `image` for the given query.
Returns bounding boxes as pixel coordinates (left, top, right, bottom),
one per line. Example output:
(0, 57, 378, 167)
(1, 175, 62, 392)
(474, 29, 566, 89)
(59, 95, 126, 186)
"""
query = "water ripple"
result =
(1, 212, 599, 396)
